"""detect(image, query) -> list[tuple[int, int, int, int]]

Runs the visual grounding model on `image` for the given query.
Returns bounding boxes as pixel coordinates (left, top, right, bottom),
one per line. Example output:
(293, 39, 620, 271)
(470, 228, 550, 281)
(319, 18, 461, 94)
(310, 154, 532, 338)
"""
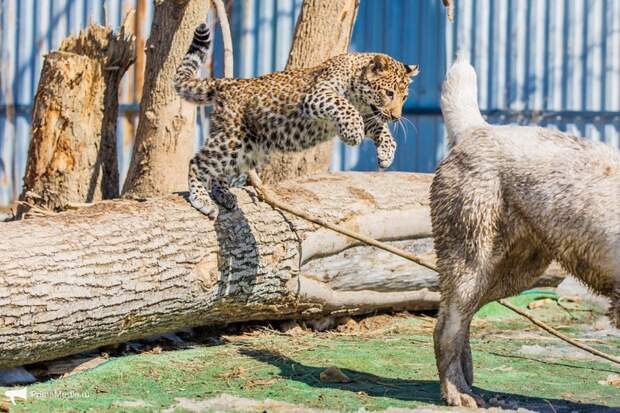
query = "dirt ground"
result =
(1, 289, 619, 412)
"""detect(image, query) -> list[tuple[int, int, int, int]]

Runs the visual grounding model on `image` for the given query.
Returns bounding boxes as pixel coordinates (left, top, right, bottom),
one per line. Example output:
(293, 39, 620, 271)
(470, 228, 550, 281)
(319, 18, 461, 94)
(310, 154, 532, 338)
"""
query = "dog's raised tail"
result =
(440, 51, 486, 147)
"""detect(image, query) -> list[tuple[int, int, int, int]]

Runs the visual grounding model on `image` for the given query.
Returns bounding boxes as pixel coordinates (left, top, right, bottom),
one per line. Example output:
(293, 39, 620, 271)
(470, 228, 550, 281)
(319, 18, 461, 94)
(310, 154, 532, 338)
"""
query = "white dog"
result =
(430, 53, 620, 407)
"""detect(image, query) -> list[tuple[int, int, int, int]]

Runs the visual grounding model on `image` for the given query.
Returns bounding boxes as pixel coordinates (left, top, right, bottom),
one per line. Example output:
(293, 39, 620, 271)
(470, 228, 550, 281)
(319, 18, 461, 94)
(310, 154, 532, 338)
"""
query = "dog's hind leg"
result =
(434, 265, 489, 408)
(431, 167, 504, 407)
(461, 328, 473, 386)
(434, 240, 551, 408)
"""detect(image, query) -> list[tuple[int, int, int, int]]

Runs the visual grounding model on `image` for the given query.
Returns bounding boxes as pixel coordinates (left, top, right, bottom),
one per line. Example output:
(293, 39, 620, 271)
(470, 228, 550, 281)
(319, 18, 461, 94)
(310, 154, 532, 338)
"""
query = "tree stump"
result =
(18, 23, 134, 217)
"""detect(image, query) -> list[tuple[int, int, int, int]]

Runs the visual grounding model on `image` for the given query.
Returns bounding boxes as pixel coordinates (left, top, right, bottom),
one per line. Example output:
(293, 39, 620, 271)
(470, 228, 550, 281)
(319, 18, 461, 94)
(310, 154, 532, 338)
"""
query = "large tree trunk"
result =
(258, 0, 360, 184)
(18, 23, 134, 217)
(122, 0, 210, 198)
(0, 172, 436, 368)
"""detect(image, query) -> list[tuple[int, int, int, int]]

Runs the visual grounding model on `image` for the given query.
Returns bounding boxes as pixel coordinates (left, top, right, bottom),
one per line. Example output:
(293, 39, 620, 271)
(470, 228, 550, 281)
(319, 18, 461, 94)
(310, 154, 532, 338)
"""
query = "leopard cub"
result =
(174, 23, 419, 218)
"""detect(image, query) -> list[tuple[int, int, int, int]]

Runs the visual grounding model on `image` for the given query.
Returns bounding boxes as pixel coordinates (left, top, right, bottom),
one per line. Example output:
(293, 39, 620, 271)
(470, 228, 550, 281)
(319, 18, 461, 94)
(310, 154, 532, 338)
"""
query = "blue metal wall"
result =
(1, 0, 619, 205)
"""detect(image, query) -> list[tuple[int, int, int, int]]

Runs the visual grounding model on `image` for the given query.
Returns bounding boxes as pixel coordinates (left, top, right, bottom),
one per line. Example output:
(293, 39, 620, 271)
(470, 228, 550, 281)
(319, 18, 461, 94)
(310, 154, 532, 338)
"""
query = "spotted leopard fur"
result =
(174, 24, 419, 218)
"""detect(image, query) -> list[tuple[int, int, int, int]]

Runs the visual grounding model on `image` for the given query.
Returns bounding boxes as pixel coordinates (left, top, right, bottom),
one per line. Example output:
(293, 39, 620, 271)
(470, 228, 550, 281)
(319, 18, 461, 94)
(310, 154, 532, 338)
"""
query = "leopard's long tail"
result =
(173, 23, 217, 104)
(440, 51, 486, 147)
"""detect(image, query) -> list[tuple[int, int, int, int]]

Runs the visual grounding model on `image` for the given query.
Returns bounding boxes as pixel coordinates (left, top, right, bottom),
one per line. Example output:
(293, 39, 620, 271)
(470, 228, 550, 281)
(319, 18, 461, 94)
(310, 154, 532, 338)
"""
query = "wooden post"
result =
(121, 0, 210, 198)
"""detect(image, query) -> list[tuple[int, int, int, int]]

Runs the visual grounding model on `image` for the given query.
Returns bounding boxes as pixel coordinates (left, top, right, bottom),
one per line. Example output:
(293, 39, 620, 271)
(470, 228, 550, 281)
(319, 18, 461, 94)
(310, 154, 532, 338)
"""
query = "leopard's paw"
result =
(377, 150, 394, 169)
(211, 185, 237, 211)
(376, 139, 396, 169)
(189, 191, 217, 219)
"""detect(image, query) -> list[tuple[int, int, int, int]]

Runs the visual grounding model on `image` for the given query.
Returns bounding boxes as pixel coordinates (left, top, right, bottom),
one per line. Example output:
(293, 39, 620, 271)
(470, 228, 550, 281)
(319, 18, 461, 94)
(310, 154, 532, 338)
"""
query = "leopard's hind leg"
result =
(189, 130, 243, 218)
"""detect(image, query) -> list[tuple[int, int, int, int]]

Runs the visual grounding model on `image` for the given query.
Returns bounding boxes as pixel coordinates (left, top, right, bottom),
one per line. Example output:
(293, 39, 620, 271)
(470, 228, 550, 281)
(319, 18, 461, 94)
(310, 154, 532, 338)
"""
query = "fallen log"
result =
(0, 172, 436, 368)
(304, 239, 566, 293)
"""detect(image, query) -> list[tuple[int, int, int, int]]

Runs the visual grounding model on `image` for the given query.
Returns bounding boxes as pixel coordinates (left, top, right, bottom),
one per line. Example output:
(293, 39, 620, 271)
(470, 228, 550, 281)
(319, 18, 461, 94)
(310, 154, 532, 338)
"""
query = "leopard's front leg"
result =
(364, 114, 397, 169)
(302, 88, 365, 146)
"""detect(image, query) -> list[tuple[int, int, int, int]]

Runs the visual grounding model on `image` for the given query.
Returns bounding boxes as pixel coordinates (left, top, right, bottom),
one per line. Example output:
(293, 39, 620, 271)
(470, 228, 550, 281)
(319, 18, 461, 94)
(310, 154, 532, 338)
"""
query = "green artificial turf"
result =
(3, 293, 619, 412)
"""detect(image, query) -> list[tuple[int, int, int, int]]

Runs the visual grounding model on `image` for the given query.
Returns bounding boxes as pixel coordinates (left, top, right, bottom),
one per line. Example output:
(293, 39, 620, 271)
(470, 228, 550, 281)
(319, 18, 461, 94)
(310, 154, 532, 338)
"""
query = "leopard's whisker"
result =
(393, 118, 402, 141)
(402, 116, 418, 138)
(398, 118, 408, 143)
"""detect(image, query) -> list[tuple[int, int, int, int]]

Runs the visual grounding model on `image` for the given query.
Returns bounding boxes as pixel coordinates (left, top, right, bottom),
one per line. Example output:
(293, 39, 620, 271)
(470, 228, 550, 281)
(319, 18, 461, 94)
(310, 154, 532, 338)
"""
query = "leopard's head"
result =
(358, 54, 419, 122)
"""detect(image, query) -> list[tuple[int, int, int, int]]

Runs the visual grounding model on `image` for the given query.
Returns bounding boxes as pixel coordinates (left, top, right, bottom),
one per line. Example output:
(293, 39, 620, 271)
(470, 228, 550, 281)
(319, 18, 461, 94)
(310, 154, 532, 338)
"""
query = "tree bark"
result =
(0, 172, 436, 368)
(122, 0, 210, 198)
(305, 239, 566, 293)
(258, 0, 360, 184)
(18, 23, 134, 217)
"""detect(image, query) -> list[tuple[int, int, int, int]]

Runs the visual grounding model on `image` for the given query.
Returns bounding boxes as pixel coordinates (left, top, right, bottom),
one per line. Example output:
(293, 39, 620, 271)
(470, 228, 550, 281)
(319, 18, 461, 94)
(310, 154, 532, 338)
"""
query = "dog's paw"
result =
(444, 388, 485, 408)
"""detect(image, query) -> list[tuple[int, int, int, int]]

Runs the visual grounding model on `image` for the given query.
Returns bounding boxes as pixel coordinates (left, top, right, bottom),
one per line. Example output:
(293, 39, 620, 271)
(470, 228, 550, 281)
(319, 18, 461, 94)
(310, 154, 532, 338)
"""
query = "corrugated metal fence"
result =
(1, 0, 619, 205)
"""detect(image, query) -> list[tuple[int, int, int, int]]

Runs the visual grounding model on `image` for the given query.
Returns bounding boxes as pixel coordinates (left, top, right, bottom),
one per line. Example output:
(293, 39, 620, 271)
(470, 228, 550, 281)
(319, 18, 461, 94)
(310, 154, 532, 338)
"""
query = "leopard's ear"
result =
(405, 64, 420, 77)
(368, 54, 389, 76)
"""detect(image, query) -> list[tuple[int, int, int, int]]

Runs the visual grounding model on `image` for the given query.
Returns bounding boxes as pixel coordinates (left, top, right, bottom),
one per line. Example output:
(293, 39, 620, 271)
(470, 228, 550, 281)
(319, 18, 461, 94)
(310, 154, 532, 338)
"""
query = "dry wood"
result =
(18, 23, 134, 217)
(133, 0, 148, 101)
(0, 172, 436, 368)
(259, 0, 360, 184)
(122, 0, 210, 198)
(304, 239, 565, 293)
(249, 171, 435, 270)
(212, 0, 233, 78)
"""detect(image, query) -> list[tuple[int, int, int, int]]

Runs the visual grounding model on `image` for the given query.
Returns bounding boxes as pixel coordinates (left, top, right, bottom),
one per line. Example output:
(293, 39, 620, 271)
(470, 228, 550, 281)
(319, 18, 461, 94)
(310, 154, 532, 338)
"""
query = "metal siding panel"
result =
(473, 0, 489, 109)
(604, 123, 619, 148)
(585, 0, 603, 110)
(605, 0, 620, 110)
(548, 0, 565, 110)
(418, 0, 441, 108)
(15, 0, 31, 105)
(402, 0, 422, 110)
(239, 0, 257, 78)
(33, 0, 51, 100)
(508, 0, 527, 110)
(13, 114, 29, 199)
(527, 0, 546, 109)
(257, 0, 274, 75)
(0, 115, 12, 205)
(455, 0, 473, 63)
(274, 0, 293, 70)
(1, 0, 17, 203)
(413, 116, 436, 173)
(51, 0, 69, 48)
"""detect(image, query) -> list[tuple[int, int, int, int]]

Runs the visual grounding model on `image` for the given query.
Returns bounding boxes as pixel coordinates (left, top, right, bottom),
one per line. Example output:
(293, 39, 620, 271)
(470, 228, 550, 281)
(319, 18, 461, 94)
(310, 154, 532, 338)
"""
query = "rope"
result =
(247, 170, 620, 366)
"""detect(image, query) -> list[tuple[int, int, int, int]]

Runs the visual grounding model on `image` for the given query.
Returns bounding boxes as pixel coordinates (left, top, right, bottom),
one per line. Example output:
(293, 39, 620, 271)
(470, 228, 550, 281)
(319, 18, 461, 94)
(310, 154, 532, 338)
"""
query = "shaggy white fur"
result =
(439, 52, 486, 147)
(431, 54, 620, 408)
